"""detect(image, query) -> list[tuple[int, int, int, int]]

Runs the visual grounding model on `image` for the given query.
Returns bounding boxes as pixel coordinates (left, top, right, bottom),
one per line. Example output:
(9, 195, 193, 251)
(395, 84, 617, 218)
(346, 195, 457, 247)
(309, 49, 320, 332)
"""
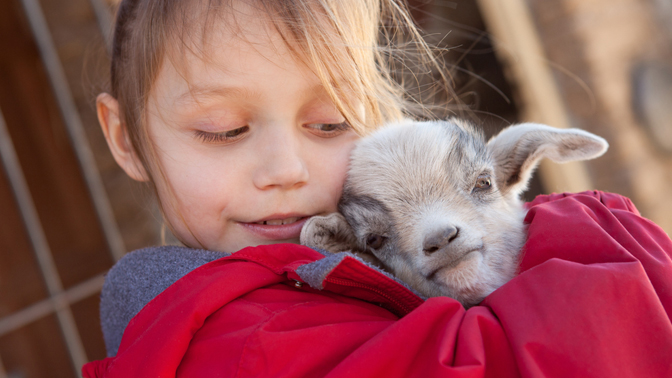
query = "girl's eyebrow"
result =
(175, 85, 260, 106)
(175, 84, 332, 107)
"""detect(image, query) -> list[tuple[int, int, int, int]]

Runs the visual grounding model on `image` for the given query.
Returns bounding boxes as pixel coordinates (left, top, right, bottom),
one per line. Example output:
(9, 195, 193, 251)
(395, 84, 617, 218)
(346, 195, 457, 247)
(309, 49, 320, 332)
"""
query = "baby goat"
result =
(300, 119, 608, 307)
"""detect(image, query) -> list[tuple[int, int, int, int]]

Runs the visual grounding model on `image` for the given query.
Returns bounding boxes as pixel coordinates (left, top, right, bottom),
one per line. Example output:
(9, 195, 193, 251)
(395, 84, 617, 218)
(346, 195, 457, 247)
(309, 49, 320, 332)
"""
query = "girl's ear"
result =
(97, 93, 150, 182)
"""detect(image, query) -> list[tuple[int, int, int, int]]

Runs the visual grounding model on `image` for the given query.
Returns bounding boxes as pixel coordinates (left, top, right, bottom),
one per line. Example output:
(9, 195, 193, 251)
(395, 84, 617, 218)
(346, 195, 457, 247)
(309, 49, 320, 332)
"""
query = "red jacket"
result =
(83, 192, 672, 377)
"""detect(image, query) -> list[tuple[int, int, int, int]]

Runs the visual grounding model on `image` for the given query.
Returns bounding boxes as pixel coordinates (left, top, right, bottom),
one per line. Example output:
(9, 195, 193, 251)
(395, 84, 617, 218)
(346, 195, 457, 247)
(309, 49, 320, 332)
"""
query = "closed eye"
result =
(304, 122, 351, 137)
(195, 126, 249, 144)
(365, 234, 387, 250)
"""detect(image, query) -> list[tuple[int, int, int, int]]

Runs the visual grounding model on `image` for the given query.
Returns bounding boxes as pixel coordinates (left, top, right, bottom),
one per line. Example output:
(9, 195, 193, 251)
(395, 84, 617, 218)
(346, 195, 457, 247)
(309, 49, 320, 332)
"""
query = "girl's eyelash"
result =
(305, 122, 351, 136)
(195, 126, 249, 143)
(195, 122, 348, 143)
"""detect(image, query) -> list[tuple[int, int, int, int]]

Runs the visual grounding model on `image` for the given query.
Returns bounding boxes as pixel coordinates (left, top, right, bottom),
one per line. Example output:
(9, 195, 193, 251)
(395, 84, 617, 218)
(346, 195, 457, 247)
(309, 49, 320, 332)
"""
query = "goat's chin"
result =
(414, 246, 519, 307)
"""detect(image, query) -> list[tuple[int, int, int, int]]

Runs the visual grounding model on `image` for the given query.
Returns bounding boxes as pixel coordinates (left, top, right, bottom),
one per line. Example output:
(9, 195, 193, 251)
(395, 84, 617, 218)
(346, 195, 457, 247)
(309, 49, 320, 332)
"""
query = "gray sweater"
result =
(100, 246, 228, 356)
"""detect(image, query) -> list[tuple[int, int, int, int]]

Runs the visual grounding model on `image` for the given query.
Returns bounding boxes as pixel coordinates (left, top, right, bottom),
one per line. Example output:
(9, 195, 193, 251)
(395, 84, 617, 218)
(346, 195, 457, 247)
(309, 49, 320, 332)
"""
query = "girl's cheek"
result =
(326, 137, 358, 203)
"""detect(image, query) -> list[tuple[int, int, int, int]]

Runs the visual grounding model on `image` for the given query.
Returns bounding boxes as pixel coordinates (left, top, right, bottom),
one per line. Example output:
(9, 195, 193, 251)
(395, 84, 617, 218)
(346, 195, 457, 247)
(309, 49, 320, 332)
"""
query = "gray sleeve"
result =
(100, 246, 229, 357)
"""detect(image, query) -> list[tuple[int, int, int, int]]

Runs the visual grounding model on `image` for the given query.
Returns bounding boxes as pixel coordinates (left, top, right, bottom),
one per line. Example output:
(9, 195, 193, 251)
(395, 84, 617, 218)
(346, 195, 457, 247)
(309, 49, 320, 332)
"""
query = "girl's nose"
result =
(252, 129, 309, 190)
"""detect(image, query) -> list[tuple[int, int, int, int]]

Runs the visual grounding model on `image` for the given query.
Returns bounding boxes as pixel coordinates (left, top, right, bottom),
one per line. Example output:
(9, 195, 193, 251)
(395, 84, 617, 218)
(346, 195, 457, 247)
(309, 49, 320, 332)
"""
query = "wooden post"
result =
(476, 0, 596, 193)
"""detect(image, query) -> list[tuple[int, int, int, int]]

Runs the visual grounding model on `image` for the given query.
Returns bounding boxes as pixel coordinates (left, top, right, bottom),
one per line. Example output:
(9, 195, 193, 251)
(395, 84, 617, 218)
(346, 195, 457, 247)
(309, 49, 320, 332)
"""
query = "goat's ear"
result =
(300, 213, 359, 253)
(487, 123, 608, 196)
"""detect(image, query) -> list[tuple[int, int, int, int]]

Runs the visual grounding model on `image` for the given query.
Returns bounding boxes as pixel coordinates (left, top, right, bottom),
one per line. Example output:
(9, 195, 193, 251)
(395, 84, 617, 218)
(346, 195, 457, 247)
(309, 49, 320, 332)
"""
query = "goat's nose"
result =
(423, 226, 459, 254)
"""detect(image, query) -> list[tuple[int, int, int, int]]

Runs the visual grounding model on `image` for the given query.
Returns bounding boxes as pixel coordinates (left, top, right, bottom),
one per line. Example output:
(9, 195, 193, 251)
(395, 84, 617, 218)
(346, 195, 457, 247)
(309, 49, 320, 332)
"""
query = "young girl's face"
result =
(144, 6, 360, 252)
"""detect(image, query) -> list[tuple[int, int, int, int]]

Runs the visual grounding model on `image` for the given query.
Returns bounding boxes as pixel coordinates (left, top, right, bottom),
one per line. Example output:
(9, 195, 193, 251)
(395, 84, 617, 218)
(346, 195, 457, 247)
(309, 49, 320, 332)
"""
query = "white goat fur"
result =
(300, 119, 608, 307)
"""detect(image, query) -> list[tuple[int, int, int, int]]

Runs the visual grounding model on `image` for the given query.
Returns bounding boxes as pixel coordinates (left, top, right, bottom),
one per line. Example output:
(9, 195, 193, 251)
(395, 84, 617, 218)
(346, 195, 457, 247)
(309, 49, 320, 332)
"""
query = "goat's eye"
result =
(474, 175, 492, 191)
(366, 234, 386, 250)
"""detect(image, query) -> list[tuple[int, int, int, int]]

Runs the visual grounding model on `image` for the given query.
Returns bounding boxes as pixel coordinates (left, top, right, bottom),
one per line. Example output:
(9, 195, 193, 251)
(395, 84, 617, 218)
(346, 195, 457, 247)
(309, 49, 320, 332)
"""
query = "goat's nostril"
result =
(449, 227, 459, 242)
(423, 226, 459, 254)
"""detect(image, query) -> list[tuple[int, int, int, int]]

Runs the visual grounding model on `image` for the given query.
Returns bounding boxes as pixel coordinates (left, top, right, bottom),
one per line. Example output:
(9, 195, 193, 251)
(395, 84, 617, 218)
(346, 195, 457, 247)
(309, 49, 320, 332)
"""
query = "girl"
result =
(84, 0, 672, 377)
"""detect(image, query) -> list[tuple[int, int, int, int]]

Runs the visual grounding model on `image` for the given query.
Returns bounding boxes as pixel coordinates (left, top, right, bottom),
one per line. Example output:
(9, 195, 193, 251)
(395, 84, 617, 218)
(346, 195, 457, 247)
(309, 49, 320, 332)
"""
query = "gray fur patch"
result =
(341, 194, 391, 226)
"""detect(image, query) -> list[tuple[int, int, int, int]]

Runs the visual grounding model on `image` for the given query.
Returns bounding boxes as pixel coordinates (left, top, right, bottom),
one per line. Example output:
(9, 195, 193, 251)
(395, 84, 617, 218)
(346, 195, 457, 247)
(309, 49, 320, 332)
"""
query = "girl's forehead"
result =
(163, 1, 315, 83)
(168, 3, 279, 63)
(148, 8, 328, 116)
(142, 0, 372, 132)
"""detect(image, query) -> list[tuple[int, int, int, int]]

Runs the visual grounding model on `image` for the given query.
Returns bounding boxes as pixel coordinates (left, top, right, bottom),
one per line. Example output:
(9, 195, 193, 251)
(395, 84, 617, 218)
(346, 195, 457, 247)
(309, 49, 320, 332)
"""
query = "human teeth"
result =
(256, 217, 300, 225)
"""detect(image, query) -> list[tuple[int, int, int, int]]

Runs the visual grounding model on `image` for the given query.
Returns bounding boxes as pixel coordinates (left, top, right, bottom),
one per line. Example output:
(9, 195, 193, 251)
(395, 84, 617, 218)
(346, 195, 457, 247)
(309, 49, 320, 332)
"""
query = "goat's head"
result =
(301, 119, 608, 307)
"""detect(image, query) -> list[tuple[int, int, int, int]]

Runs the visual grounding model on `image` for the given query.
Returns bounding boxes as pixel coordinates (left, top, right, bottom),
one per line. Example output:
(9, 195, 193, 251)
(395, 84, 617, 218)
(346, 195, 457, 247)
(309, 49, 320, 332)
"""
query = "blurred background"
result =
(0, 0, 671, 376)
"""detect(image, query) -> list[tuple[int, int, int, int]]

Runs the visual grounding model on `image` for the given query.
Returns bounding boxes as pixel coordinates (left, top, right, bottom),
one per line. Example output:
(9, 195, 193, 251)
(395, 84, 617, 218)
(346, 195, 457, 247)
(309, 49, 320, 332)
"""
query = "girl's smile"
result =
(239, 215, 311, 241)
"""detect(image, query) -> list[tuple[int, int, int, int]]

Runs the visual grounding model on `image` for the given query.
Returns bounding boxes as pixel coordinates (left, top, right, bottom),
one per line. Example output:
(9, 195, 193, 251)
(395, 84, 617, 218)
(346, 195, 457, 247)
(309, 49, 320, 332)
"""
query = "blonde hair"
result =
(108, 0, 454, 246)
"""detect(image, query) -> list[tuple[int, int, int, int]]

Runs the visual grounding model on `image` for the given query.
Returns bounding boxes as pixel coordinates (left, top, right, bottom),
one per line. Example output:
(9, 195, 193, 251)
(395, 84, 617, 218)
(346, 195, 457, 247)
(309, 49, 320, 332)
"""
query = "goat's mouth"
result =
(424, 248, 483, 281)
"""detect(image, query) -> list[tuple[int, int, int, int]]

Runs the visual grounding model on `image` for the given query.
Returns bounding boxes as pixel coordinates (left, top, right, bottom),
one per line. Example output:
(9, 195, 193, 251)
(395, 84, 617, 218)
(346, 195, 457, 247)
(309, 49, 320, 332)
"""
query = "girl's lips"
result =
(239, 216, 310, 241)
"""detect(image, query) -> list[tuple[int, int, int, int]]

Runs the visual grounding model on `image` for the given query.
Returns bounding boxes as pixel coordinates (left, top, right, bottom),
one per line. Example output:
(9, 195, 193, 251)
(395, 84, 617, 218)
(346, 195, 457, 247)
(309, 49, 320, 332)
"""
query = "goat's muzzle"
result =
(423, 225, 460, 255)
